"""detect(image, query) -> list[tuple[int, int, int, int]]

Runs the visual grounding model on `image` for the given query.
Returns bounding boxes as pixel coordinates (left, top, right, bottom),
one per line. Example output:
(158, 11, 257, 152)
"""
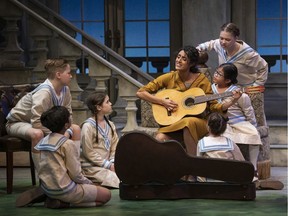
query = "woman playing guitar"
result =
(136, 45, 242, 158)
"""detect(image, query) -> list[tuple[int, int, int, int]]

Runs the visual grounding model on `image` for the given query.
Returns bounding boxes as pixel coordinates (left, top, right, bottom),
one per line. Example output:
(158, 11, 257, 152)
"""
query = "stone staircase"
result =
(268, 120, 287, 167)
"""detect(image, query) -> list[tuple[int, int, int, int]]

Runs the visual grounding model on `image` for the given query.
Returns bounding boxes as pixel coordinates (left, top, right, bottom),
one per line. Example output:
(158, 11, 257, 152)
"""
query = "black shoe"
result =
(16, 187, 46, 207)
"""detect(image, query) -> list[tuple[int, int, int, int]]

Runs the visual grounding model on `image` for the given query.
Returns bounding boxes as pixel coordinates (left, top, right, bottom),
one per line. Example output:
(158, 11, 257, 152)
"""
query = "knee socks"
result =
(249, 145, 260, 171)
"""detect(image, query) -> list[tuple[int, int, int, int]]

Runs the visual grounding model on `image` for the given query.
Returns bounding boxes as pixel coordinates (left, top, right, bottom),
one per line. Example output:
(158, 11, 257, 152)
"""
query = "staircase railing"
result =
(20, 0, 154, 83)
(7, 0, 146, 132)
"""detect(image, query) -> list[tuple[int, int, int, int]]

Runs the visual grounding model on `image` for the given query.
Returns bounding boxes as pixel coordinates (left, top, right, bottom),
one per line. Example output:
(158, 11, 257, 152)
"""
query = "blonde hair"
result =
(44, 59, 69, 79)
(220, 23, 240, 37)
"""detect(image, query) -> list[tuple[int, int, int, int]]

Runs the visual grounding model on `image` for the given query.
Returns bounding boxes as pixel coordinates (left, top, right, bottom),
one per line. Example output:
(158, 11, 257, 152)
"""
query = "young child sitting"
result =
(80, 92, 120, 188)
(211, 62, 262, 182)
(197, 112, 245, 182)
(16, 106, 111, 208)
(197, 112, 244, 161)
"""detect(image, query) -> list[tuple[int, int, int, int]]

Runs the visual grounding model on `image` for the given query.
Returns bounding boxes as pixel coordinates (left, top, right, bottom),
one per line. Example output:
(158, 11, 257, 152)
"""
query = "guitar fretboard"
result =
(194, 91, 234, 105)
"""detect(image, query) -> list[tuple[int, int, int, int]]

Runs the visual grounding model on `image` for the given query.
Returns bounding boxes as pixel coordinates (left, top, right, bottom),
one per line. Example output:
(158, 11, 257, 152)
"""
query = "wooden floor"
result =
(0, 167, 287, 216)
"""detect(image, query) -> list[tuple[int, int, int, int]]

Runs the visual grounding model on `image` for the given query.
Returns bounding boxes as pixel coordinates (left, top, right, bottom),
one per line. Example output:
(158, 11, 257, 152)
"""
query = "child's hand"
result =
(232, 89, 243, 100)
(110, 164, 115, 172)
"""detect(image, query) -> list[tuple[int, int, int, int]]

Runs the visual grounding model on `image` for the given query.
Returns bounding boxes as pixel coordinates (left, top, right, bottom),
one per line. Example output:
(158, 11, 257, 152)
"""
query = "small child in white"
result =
(211, 62, 262, 182)
(197, 112, 245, 182)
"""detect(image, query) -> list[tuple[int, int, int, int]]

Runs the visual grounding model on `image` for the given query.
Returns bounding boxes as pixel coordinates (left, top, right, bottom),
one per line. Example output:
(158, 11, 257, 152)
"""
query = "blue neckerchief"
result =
(34, 134, 68, 151)
(32, 82, 67, 106)
(220, 46, 253, 63)
(199, 137, 234, 152)
(211, 84, 238, 103)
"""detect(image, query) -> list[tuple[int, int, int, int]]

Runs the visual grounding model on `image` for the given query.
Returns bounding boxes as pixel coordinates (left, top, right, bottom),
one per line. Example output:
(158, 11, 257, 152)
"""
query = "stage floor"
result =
(0, 167, 287, 216)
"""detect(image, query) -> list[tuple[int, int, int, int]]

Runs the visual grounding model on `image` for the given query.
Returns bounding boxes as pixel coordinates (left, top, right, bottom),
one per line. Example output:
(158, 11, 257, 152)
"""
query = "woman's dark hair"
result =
(207, 112, 228, 136)
(217, 63, 238, 84)
(220, 23, 240, 38)
(41, 106, 70, 133)
(176, 45, 199, 73)
(86, 92, 114, 142)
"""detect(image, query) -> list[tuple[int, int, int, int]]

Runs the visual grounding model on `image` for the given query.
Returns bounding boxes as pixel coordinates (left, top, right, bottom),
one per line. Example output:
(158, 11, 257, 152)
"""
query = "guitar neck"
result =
(194, 91, 233, 104)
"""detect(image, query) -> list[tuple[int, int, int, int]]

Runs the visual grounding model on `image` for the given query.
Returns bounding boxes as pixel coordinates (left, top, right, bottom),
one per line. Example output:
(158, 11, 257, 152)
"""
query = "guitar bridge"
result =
(165, 97, 172, 116)
(167, 109, 171, 116)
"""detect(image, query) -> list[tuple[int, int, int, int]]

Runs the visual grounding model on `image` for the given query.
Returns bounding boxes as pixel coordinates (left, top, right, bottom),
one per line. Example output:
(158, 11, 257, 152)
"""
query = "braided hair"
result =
(86, 92, 115, 143)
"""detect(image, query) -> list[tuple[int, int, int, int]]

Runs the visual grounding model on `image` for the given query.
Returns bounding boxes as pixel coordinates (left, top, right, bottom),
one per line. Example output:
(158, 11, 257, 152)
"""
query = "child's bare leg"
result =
(95, 186, 111, 206)
(28, 128, 44, 152)
(27, 128, 44, 172)
(155, 132, 171, 141)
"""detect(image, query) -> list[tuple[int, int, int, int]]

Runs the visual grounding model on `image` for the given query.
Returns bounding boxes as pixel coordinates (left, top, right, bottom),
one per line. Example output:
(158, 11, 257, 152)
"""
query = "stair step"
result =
(270, 144, 288, 149)
(267, 120, 287, 127)
(268, 120, 287, 145)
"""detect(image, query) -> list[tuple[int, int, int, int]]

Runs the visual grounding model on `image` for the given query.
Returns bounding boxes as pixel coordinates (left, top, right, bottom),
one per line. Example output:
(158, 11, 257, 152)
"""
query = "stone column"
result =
(58, 38, 86, 125)
(1, 17, 24, 68)
(29, 18, 52, 83)
(87, 57, 111, 93)
(117, 76, 139, 133)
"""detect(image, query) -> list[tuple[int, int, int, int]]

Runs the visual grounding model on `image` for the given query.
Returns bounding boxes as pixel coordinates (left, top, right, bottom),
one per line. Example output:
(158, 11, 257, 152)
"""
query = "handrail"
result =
(24, 0, 153, 82)
(10, 0, 143, 88)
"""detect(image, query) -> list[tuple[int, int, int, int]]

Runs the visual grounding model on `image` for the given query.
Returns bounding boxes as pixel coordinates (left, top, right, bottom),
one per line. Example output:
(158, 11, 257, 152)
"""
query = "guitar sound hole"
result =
(185, 98, 195, 107)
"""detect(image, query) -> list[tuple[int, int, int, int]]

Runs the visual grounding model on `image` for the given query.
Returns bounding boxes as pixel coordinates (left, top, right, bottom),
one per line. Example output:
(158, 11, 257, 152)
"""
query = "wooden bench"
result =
(0, 85, 37, 194)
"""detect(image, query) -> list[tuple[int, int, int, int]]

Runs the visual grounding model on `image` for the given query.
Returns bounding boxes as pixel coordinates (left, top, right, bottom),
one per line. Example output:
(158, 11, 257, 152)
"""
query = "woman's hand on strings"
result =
(163, 98, 178, 112)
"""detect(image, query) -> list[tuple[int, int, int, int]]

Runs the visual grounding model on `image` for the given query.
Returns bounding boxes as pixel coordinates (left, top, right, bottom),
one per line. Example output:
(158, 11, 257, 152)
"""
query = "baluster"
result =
(29, 17, 52, 82)
(117, 76, 139, 132)
(1, 17, 24, 68)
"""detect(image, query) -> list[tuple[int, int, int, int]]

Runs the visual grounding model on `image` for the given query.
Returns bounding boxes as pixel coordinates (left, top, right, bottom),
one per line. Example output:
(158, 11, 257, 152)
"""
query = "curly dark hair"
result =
(40, 106, 70, 133)
(176, 45, 199, 73)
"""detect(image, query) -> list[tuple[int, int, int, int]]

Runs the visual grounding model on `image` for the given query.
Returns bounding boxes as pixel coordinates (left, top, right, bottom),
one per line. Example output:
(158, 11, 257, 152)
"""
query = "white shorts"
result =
(5, 122, 32, 141)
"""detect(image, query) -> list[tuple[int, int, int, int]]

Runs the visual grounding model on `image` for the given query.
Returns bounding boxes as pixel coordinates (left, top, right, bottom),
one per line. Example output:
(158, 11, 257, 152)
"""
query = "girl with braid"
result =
(197, 112, 244, 161)
(196, 112, 244, 182)
(80, 92, 120, 188)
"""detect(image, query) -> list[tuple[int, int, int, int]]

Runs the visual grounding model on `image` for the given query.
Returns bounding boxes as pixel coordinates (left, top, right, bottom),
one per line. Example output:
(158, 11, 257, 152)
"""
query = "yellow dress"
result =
(138, 71, 224, 142)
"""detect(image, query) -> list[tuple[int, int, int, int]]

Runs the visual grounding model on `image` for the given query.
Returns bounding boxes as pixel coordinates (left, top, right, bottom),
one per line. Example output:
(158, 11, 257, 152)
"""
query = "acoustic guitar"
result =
(152, 86, 264, 126)
(114, 131, 254, 185)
